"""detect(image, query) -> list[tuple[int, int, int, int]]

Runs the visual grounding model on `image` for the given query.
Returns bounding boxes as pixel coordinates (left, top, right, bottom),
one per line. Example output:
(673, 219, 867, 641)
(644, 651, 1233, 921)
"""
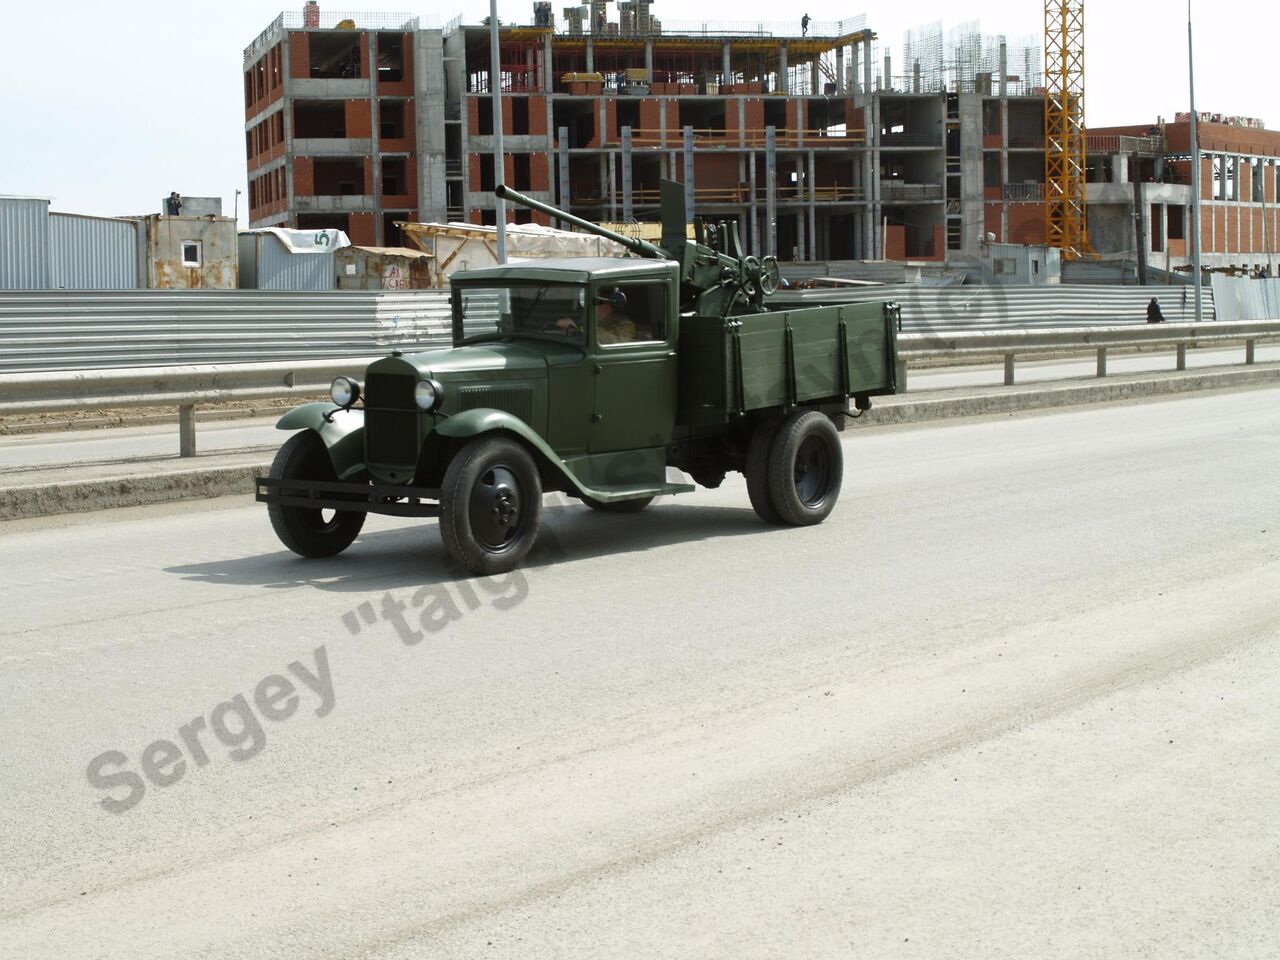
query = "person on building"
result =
(166, 192, 183, 216)
(801, 13, 811, 36)
(1147, 297, 1165, 323)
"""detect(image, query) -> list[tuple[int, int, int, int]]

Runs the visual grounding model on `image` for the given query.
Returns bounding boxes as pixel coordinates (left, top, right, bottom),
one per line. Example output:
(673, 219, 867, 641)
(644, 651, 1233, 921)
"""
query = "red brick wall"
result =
(289, 33, 309, 79)
(469, 155, 481, 189)
(695, 154, 739, 182)
(467, 98, 480, 136)
(348, 213, 376, 246)
(884, 225, 906, 260)
(1008, 203, 1046, 246)
(346, 101, 372, 138)
(294, 157, 314, 196)
(529, 96, 548, 137)
(985, 203, 1003, 241)
(531, 153, 551, 191)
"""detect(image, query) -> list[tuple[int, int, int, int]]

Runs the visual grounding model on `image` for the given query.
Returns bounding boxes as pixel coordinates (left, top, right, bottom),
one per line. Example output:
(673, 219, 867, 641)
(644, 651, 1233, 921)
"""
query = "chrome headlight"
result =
(414, 379, 443, 411)
(330, 376, 360, 407)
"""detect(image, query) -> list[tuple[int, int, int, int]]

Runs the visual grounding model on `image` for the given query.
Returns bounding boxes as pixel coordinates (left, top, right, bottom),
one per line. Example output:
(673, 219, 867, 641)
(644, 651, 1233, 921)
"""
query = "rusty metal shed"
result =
(335, 246, 435, 290)
(142, 215, 238, 289)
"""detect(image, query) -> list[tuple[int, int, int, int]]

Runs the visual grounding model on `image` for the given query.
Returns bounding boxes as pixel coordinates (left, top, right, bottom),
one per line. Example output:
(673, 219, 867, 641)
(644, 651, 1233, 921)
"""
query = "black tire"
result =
(267, 431, 366, 558)
(744, 417, 783, 524)
(583, 495, 653, 513)
(766, 411, 843, 526)
(440, 436, 542, 575)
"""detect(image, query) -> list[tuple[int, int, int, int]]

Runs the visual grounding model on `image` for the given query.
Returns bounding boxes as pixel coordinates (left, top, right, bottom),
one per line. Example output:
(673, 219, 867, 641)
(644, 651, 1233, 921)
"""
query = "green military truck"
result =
(256, 181, 898, 573)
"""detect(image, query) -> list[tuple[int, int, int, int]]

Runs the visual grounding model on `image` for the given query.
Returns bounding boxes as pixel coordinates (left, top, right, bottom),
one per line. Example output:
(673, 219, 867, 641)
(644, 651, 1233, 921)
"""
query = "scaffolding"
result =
(896, 21, 1041, 95)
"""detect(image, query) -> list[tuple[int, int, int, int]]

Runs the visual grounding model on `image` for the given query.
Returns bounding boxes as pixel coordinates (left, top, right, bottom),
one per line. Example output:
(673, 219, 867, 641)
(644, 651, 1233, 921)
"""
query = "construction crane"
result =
(1044, 0, 1091, 259)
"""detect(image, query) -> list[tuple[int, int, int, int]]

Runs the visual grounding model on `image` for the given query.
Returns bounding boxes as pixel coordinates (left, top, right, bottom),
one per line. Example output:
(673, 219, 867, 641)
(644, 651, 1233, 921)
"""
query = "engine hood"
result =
(371, 341, 576, 384)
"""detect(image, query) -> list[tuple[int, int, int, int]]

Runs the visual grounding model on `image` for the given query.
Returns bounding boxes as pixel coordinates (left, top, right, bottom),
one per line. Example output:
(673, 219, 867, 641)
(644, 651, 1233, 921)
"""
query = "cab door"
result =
(588, 279, 677, 454)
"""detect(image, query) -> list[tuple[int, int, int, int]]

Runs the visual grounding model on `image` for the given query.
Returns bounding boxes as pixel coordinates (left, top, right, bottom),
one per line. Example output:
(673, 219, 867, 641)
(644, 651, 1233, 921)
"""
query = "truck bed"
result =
(677, 301, 899, 426)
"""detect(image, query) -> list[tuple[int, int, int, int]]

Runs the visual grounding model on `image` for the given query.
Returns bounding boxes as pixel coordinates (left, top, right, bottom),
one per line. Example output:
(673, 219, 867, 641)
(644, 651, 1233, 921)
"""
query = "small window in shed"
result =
(182, 241, 203, 267)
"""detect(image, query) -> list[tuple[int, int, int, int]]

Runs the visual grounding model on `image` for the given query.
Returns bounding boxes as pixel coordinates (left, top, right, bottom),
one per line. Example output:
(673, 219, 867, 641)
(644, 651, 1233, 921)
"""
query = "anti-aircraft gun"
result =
(494, 180, 782, 317)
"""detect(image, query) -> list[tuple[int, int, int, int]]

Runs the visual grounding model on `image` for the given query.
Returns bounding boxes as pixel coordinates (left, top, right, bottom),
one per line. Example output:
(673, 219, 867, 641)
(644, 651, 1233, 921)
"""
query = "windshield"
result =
(455, 283, 587, 345)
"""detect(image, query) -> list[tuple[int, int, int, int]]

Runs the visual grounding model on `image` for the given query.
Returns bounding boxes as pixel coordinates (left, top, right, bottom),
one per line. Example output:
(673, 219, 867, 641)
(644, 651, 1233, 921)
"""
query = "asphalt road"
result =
(2, 388, 1278, 959)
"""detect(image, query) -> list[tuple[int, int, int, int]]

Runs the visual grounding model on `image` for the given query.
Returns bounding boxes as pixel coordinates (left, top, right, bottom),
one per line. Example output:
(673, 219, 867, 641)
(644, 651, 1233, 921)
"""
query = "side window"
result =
(597, 281, 667, 346)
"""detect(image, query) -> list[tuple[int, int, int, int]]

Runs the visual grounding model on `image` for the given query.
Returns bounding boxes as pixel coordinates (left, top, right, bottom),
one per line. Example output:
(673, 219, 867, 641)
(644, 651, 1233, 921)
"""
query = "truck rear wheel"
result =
(744, 417, 784, 524)
(267, 431, 366, 558)
(767, 411, 843, 526)
(440, 436, 542, 575)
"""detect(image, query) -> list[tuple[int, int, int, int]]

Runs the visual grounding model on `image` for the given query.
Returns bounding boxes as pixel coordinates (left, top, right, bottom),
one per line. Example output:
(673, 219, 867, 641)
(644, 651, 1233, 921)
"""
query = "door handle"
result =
(591, 413, 603, 423)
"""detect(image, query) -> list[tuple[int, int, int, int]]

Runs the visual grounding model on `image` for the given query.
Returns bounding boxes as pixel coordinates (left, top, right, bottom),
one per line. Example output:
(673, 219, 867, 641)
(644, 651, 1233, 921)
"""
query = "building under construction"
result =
(242, 3, 1280, 274)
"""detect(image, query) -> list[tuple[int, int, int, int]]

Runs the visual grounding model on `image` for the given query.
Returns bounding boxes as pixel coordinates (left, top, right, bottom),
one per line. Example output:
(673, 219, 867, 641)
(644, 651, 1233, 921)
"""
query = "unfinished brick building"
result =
(242, 4, 1279, 273)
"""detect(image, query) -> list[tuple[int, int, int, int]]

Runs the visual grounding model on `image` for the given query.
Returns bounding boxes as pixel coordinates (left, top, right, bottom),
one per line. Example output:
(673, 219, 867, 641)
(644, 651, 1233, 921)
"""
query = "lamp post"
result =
(490, 0, 507, 262)
(1187, 1, 1203, 321)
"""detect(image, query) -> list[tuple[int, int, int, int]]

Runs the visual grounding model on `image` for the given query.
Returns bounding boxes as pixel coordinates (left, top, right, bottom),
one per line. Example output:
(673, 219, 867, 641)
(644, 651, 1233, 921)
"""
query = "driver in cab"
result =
(556, 289, 636, 344)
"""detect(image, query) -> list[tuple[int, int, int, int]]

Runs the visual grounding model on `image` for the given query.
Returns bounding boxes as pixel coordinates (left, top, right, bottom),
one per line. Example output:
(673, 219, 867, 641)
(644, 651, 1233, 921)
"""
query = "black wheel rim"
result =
(793, 435, 832, 507)
(469, 465, 526, 551)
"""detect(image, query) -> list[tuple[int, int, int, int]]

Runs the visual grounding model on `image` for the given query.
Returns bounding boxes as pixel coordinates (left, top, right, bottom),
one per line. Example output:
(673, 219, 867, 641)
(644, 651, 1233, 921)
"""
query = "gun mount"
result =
(493, 180, 781, 317)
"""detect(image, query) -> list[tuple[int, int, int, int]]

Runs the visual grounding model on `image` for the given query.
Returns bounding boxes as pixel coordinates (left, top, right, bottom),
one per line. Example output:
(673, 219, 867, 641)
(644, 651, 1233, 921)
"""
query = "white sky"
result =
(2, 0, 1270, 222)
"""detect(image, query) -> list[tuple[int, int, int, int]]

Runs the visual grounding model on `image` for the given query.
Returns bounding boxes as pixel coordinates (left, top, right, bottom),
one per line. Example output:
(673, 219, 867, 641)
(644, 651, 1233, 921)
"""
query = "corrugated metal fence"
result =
(769, 284, 1216, 330)
(1210, 275, 1280, 322)
(0, 290, 455, 373)
(48, 214, 142, 290)
(0, 284, 1250, 374)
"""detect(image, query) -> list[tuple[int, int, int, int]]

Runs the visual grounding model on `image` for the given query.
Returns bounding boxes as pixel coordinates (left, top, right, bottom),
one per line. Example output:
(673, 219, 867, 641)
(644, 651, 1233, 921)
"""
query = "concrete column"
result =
(807, 151, 817, 260)
(586, 37, 594, 73)
(765, 126, 778, 258)
(1112, 154, 1129, 183)
(557, 125, 570, 213)
(883, 53, 891, 92)
(543, 34, 553, 91)
(748, 151, 759, 255)
(795, 157, 806, 260)
(778, 43, 788, 94)
(722, 42, 732, 85)
(811, 60, 820, 96)
(862, 38, 873, 96)
(645, 40, 654, 82)
(607, 151, 617, 221)
(836, 47, 845, 95)
(621, 126, 633, 220)
(851, 42, 861, 95)
(683, 125, 695, 223)
(368, 33, 382, 244)
(998, 42, 1007, 96)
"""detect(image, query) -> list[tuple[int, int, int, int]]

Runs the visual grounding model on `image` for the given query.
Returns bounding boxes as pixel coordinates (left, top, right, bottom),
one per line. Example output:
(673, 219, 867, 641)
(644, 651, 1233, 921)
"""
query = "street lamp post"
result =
(490, 0, 507, 262)
(1188, 1, 1203, 321)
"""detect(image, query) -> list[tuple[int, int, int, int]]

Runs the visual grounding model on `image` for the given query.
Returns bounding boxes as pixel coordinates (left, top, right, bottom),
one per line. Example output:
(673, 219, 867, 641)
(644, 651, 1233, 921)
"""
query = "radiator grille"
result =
(365, 372, 416, 409)
(364, 373, 420, 465)
(366, 411, 420, 465)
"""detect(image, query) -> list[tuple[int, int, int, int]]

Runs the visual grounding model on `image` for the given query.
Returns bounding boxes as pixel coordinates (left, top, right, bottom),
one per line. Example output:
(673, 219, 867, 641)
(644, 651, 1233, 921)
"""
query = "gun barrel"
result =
(493, 184, 668, 260)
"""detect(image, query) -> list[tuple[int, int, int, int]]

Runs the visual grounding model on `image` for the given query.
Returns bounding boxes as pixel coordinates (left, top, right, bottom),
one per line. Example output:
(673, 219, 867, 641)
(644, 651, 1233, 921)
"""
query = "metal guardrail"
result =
(3, 322, 1277, 459)
(897, 319, 1280, 388)
(0, 357, 377, 458)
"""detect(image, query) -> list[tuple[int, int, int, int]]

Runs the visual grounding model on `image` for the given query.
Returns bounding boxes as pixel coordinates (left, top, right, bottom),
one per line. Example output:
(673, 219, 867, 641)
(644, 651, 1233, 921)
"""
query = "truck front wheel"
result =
(440, 436, 542, 574)
(267, 431, 366, 558)
(767, 412, 843, 525)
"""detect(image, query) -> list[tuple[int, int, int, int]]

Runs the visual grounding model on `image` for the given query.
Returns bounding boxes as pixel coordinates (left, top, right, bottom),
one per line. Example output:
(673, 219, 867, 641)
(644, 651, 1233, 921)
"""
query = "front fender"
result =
(435, 408, 588, 497)
(275, 402, 368, 481)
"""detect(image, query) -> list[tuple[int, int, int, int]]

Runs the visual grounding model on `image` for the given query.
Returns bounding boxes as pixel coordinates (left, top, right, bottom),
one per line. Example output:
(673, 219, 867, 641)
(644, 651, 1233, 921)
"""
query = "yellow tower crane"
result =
(1044, 0, 1091, 259)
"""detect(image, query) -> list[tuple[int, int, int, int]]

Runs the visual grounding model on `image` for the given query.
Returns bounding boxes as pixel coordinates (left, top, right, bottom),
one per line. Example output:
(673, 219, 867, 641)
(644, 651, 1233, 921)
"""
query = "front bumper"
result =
(255, 477, 441, 518)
